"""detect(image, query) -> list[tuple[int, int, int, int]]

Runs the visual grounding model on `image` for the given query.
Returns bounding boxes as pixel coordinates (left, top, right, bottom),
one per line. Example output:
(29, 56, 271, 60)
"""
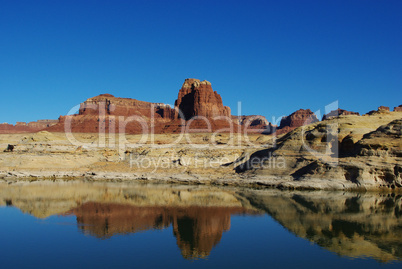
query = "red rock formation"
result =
(230, 115, 279, 135)
(157, 79, 271, 133)
(158, 118, 242, 133)
(378, 106, 390, 112)
(28, 119, 58, 129)
(275, 109, 318, 134)
(78, 94, 174, 119)
(273, 126, 292, 135)
(46, 94, 175, 133)
(366, 105, 393, 115)
(0, 123, 23, 133)
(263, 109, 319, 135)
(174, 79, 231, 120)
(394, 105, 402, 112)
(0, 120, 58, 134)
(322, 108, 360, 120)
(2, 79, 271, 134)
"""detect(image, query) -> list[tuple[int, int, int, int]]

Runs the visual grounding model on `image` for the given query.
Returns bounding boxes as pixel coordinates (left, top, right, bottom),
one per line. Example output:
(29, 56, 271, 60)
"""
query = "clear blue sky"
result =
(1, 0, 401, 124)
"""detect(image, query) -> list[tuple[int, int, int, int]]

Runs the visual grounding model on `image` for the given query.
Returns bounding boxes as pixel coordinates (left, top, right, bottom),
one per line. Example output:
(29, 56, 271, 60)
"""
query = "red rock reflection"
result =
(65, 203, 255, 259)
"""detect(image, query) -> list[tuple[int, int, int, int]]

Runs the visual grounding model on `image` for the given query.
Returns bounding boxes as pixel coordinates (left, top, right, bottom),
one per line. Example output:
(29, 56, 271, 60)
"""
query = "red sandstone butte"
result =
(47, 79, 268, 134)
(79, 93, 175, 119)
(268, 109, 319, 135)
(1, 78, 271, 134)
(174, 79, 231, 120)
(279, 109, 318, 129)
(322, 108, 360, 121)
(46, 94, 175, 133)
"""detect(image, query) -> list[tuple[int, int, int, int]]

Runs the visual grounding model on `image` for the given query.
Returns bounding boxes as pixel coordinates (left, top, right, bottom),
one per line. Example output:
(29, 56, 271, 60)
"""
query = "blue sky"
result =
(1, 0, 401, 124)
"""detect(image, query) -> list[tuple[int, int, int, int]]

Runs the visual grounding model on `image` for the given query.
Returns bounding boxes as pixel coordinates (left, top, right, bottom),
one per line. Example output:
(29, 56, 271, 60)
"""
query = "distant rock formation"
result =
(174, 79, 231, 120)
(231, 115, 271, 131)
(46, 79, 269, 134)
(267, 109, 319, 135)
(1, 79, 353, 135)
(366, 105, 394, 115)
(378, 106, 390, 112)
(322, 108, 360, 120)
(279, 109, 319, 129)
(394, 105, 402, 112)
(47, 94, 176, 133)
(0, 119, 58, 134)
(232, 115, 267, 127)
(79, 93, 175, 119)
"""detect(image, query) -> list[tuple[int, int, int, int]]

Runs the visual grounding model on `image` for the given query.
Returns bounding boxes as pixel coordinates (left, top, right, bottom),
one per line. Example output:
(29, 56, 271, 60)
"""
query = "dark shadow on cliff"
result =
(233, 148, 275, 173)
(233, 131, 294, 173)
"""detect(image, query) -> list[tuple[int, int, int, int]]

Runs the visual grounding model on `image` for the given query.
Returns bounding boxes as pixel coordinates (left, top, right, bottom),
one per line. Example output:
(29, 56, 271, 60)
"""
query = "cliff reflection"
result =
(0, 182, 259, 259)
(66, 203, 245, 259)
(240, 190, 402, 262)
(172, 207, 233, 259)
(1, 181, 402, 262)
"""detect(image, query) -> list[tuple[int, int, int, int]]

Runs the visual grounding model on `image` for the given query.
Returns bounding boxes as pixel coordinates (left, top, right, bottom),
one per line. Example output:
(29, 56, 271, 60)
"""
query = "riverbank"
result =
(0, 170, 397, 192)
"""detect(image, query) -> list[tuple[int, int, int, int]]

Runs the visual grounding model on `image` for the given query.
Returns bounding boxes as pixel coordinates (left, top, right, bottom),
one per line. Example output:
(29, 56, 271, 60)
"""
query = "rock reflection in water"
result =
(240, 190, 402, 262)
(0, 182, 260, 259)
(65, 203, 248, 259)
(1, 181, 402, 262)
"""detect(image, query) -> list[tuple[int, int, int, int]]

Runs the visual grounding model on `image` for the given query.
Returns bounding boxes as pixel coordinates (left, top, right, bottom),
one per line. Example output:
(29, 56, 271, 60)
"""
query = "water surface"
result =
(0, 181, 401, 268)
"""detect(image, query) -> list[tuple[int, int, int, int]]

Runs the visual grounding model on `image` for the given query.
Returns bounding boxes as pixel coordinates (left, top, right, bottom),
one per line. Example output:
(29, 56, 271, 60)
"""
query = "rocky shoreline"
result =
(0, 170, 397, 192)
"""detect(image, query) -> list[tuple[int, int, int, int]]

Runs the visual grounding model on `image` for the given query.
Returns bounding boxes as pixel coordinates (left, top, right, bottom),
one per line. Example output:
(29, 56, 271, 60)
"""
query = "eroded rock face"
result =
(356, 119, 402, 158)
(0, 79, 272, 134)
(0, 120, 58, 134)
(269, 109, 319, 135)
(279, 109, 319, 129)
(78, 94, 175, 119)
(236, 112, 402, 191)
(378, 106, 390, 112)
(174, 79, 231, 120)
(46, 94, 176, 133)
(322, 108, 360, 120)
(394, 105, 402, 112)
(44, 79, 258, 133)
(366, 105, 395, 115)
(232, 115, 268, 129)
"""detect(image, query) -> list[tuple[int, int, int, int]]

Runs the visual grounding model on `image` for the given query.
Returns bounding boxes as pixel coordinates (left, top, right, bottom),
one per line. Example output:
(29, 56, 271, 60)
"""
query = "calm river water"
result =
(0, 181, 401, 268)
